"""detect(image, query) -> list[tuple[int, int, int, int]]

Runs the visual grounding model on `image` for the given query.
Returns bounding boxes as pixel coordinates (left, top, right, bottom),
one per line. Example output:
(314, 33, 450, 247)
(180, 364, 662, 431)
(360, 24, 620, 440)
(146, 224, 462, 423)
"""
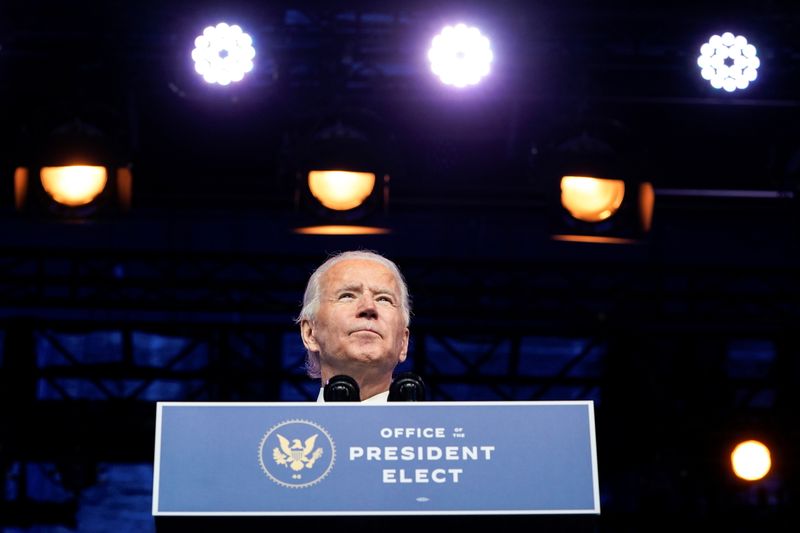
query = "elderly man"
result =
(297, 250, 411, 402)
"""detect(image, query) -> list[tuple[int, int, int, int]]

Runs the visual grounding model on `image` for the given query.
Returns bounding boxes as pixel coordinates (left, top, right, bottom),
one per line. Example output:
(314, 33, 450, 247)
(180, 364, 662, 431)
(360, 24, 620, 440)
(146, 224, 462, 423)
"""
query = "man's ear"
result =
(398, 327, 410, 363)
(301, 319, 320, 353)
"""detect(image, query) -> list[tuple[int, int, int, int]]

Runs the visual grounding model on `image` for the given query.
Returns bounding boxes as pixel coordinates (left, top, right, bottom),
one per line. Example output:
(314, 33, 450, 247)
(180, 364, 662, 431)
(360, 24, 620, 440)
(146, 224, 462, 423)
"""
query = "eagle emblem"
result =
(259, 419, 336, 488)
(273, 433, 324, 471)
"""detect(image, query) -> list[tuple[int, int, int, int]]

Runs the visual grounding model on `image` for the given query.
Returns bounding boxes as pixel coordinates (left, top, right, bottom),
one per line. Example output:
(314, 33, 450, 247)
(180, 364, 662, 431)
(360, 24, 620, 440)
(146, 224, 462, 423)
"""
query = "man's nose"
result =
(356, 293, 379, 319)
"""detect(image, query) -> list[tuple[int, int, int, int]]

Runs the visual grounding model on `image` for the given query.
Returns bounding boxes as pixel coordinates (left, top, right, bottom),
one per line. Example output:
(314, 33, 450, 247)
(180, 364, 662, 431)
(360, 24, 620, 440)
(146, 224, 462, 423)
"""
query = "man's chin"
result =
(344, 349, 394, 367)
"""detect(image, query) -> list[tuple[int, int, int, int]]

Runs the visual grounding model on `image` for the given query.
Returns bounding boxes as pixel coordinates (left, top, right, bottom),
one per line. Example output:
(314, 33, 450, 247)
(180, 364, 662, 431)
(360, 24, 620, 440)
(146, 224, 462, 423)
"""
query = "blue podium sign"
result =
(152, 401, 599, 516)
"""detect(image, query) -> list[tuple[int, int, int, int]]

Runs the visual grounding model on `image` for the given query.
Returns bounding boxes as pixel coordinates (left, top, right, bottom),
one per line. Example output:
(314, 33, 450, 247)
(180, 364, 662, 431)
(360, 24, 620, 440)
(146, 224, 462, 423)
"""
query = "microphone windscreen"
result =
(389, 372, 426, 402)
(324, 374, 361, 402)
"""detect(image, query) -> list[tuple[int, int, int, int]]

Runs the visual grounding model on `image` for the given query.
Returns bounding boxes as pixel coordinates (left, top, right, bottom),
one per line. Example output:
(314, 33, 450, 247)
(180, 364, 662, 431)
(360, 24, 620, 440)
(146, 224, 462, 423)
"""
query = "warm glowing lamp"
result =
(545, 124, 652, 243)
(731, 439, 771, 481)
(40, 165, 108, 207)
(290, 111, 393, 234)
(307, 170, 376, 211)
(560, 176, 625, 222)
(13, 116, 132, 217)
(293, 225, 390, 235)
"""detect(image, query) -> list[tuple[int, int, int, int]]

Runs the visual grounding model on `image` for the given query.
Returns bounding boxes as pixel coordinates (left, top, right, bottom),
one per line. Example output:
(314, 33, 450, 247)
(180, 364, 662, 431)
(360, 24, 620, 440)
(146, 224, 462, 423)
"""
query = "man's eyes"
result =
(336, 292, 395, 304)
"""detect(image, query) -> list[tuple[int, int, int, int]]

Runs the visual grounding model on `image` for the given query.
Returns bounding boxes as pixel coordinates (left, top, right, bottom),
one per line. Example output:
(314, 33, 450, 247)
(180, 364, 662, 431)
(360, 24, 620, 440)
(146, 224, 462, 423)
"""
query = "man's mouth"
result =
(351, 328, 381, 337)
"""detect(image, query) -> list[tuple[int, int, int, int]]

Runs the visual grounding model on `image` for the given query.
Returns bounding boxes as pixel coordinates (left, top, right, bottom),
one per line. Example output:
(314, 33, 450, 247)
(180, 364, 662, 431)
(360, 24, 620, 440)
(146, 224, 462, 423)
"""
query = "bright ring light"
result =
(428, 23, 493, 88)
(191, 22, 256, 86)
(697, 32, 759, 92)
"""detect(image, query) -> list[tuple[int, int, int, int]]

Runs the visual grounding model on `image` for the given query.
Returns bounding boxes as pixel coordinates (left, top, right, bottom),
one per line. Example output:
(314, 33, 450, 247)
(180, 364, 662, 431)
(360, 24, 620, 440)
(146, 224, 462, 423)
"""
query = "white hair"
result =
(296, 250, 411, 378)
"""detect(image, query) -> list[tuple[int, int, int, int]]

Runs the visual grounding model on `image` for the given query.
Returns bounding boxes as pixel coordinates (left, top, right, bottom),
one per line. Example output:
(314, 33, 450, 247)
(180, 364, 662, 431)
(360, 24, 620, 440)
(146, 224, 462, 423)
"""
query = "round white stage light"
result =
(428, 23, 493, 88)
(697, 32, 759, 93)
(191, 22, 256, 86)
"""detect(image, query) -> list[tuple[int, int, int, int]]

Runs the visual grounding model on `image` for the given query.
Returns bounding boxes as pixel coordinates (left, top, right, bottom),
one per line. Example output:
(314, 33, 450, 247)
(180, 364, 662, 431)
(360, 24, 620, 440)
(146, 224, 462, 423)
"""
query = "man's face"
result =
(301, 258, 409, 380)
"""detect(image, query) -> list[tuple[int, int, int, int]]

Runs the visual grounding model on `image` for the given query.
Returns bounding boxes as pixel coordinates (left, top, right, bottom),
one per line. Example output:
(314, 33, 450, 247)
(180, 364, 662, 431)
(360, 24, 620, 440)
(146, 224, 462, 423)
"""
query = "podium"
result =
(153, 401, 600, 532)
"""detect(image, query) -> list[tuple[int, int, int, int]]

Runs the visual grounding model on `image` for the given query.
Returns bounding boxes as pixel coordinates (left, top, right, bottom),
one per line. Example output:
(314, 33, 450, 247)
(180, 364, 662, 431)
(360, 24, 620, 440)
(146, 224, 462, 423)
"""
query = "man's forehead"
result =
(323, 259, 399, 290)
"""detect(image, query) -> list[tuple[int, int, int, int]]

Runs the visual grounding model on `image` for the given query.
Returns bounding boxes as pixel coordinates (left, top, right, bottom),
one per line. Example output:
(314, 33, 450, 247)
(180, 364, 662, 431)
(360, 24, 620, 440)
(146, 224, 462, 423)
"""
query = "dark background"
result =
(0, 1, 799, 531)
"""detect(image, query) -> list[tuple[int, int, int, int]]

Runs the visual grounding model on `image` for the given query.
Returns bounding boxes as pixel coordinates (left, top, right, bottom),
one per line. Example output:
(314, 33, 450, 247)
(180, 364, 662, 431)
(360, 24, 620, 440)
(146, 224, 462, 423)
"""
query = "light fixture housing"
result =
(288, 109, 395, 232)
(538, 122, 654, 244)
(14, 119, 132, 218)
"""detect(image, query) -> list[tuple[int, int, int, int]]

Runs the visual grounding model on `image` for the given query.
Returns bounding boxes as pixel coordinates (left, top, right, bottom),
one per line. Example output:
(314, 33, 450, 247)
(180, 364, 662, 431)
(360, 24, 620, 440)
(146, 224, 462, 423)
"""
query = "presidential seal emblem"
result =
(258, 419, 336, 488)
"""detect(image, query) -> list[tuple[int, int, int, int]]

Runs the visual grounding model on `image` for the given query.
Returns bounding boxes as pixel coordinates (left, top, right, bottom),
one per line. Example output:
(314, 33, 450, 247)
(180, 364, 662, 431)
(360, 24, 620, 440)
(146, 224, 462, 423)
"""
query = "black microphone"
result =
(323, 375, 361, 402)
(388, 372, 426, 402)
